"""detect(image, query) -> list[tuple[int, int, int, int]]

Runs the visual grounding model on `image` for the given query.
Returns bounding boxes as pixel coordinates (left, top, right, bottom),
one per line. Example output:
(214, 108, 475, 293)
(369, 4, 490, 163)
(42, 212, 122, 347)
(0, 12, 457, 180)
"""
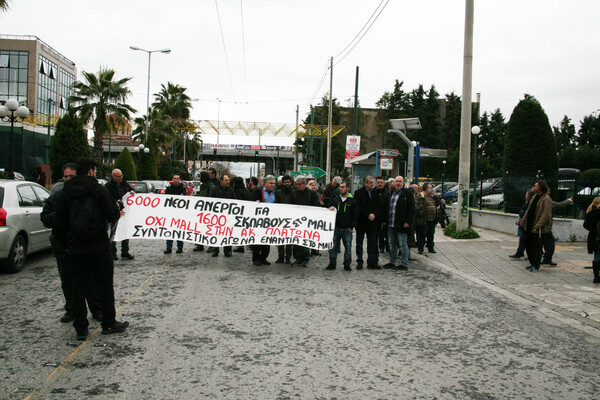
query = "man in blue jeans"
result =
(326, 181, 359, 271)
(383, 176, 415, 270)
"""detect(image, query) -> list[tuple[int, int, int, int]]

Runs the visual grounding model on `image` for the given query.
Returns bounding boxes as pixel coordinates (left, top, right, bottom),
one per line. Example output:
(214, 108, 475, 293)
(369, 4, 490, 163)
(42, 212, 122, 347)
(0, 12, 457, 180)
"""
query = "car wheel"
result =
(1, 234, 27, 273)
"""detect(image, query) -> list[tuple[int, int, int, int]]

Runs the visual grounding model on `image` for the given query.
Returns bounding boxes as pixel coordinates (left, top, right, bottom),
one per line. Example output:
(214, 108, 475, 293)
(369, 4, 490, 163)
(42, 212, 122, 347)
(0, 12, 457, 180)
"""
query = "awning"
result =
(349, 151, 377, 164)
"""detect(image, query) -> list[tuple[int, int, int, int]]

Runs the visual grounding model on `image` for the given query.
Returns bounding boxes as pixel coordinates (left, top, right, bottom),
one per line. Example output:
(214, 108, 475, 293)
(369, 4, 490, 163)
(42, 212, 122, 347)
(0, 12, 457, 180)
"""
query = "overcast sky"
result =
(2, 0, 599, 147)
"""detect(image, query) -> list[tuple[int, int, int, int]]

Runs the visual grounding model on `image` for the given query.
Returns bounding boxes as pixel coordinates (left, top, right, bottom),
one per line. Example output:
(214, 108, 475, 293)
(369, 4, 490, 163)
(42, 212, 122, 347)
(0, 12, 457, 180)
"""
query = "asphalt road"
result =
(1, 240, 599, 399)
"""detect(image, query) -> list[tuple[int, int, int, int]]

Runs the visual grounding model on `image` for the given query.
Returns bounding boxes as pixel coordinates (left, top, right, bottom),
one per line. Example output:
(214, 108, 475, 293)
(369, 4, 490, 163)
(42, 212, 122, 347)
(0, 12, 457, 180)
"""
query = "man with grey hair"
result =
(322, 176, 342, 206)
(382, 175, 415, 270)
(291, 175, 320, 267)
(105, 168, 135, 260)
(251, 175, 277, 265)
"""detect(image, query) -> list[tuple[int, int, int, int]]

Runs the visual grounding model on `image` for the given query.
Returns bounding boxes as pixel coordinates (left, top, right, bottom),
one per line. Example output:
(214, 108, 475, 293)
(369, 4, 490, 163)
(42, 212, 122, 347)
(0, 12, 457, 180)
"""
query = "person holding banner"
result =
(211, 175, 236, 257)
(250, 175, 277, 265)
(326, 180, 358, 271)
(105, 168, 135, 260)
(193, 171, 214, 252)
(291, 175, 320, 267)
(164, 174, 187, 254)
(275, 175, 294, 264)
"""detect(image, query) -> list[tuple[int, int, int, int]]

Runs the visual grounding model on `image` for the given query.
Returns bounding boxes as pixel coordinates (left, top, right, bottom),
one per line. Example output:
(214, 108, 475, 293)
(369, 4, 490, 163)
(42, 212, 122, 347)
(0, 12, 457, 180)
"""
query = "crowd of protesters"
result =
(42, 160, 600, 341)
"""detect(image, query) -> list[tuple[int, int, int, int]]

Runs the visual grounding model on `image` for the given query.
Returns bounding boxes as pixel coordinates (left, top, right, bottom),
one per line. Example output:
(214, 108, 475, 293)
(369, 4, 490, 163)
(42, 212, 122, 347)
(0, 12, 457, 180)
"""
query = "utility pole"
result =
(309, 108, 315, 166)
(326, 56, 333, 183)
(353, 66, 359, 136)
(456, 0, 475, 231)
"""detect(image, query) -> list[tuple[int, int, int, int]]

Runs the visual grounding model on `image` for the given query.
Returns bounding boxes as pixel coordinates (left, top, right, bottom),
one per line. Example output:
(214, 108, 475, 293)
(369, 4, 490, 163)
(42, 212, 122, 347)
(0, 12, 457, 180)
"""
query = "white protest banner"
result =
(114, 193, 336, 250)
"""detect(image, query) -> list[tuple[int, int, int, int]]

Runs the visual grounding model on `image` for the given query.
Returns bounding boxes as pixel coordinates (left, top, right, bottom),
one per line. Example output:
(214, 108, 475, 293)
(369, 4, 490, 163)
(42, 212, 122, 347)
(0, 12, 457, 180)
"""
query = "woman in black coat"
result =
(583, 196, 600, 283)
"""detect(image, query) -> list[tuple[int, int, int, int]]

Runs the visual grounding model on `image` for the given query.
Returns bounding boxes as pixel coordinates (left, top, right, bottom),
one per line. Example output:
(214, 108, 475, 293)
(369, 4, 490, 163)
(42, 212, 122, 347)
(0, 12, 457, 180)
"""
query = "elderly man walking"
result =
(382, 176, 415, 270)
(251, 175, 277, 265)
(105, 168, 135, 260)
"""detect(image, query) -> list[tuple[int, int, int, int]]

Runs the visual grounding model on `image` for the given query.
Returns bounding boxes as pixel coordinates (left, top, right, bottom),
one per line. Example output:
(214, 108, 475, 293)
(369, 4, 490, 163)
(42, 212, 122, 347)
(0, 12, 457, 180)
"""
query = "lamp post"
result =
(0, 98, 30, 177)
(471, 125, 480, 207)
(46, 97, 54, 164)
(442, 160, 447, 195)
(129, 46, 171, 142)
(134, 143, 150, 179)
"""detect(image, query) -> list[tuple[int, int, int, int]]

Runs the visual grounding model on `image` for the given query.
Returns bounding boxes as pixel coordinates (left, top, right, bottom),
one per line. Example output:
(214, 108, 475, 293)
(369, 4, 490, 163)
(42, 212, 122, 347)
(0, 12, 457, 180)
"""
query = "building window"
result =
(0, 50, 28, 107)
(58, 68, 74, 117)
(37, 55, 59, 115)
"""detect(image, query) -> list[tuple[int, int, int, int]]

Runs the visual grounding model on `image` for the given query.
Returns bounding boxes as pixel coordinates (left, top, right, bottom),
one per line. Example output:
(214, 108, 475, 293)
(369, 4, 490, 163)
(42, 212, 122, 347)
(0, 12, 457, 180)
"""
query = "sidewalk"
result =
(422, 226, 600, 332)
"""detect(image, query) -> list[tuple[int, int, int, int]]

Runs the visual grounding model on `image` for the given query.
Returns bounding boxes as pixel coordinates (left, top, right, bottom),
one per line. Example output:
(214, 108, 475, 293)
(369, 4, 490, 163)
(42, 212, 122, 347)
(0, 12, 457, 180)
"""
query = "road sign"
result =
(379, 149, 399, 157)
(289, 171, 301, 177)
(300, 166, 326, 178)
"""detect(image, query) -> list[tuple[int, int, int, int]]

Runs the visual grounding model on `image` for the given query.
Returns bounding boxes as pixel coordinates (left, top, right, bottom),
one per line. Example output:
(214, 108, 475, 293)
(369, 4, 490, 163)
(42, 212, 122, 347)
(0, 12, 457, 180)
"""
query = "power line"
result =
(333, 0, 390, 67)
(240, 0, 248, 103)
(215, 0, 236, 101)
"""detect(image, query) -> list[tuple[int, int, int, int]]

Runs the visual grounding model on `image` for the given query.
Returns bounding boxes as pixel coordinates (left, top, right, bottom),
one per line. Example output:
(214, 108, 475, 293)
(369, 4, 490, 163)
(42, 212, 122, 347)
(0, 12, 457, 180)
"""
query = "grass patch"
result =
(443, 222, 480, 239)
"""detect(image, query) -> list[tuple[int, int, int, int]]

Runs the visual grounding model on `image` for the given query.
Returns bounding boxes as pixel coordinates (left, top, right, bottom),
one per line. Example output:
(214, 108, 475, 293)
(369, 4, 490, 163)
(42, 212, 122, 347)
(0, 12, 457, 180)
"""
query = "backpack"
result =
(69, 194, 104, 243)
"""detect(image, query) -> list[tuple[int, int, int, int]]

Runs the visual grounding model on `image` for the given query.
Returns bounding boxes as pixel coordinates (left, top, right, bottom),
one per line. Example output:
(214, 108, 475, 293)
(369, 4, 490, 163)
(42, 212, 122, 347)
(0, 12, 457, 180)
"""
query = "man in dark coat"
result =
(208, 167, 220, 188)
(354, 176, 383, 269)
(54, 158, 128, 340)
(105, 168, 135, 260)
(164, 174, 187, 254)
(41, 162, 102, 324)
(382, 175, 415, 270)
(375, 176, 389, 253)
(250, 175, 277, 265)
(326, 180, 359, 271)
(291, 175, 320, 267)
(275, 174, 294, 263)
(211, 175, 236, 257)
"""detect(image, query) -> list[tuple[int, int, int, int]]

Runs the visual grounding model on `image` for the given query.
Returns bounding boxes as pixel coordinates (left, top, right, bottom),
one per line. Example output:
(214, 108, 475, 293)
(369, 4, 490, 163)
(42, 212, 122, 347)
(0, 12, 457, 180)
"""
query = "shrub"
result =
(49, 111, 90, 182)
(443, 221, 480, 239)
(113, 148, 137, 181)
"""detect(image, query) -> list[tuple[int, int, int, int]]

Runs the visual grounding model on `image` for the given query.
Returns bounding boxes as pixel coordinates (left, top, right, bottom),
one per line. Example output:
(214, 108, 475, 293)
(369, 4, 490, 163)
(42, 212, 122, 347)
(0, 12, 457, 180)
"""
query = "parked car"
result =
(434, 182, 457, 196)
(478, 193, 505, 210)
(129, 181, 156, 193)
(0, 180, 52, 273)
(191, 181, 202, 195)
(180, 181, 194, 196)
(146, 180, 169, 194)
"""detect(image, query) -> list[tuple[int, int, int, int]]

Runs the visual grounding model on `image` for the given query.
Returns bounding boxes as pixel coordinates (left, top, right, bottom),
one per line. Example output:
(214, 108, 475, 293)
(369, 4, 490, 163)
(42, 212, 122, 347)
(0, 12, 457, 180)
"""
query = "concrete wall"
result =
(446, 205, 587, 242)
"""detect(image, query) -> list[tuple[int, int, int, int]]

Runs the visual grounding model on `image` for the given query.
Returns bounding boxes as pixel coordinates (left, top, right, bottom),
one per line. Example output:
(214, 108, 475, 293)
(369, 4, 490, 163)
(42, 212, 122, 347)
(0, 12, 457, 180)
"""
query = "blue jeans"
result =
(356, 228, 379, 265)
(388, 228, 409, 267)
(515, 226, 526, 256)
(329, 228, 352, 266)
(293, 245, 310, 263)
(166, 240, 183, 250)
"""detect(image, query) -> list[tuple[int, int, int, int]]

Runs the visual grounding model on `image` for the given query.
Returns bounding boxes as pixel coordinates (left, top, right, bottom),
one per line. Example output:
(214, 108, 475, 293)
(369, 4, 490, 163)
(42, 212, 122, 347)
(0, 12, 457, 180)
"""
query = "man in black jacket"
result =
(41, 163, 102, 324)
(54, 158, 128, 341)
(164, 174, 187, 254)
(375, 176, 389, 253)
(326, 180, 358, 271)
(275, 175, 294, 263)
(291, 176, 320, 267)
(354, 176, 383, 269)
(382, 176, 415, 270)
(250, 175, 277, 265)
(211, 175, 236, 257)
(105, 168, 135, 260)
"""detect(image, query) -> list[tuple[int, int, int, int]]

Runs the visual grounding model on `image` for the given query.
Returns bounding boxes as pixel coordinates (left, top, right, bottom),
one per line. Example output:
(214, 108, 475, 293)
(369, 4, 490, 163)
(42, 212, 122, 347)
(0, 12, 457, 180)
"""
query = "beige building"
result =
(0, 34, 77, 120)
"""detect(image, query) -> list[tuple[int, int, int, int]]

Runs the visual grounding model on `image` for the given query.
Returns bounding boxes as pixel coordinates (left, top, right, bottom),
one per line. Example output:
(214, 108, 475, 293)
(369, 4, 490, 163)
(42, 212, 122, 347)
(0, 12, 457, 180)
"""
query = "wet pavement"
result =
(1, 234, 600, 399)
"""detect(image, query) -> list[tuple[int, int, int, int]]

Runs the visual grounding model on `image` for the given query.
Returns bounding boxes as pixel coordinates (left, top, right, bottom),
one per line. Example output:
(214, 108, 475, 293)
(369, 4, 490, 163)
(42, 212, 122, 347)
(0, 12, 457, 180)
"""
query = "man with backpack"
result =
(54, 158, 129, 341)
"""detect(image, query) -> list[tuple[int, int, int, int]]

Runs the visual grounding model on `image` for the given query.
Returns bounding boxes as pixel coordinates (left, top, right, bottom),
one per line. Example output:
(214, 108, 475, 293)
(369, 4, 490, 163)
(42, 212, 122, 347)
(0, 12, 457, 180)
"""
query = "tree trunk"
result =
(93, 129, 104, 165)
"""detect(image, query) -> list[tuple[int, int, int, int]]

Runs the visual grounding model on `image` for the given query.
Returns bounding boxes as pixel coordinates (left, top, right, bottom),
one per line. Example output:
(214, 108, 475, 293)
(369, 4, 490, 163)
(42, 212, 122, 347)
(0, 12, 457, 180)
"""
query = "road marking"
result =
(23, 261, 170, 400)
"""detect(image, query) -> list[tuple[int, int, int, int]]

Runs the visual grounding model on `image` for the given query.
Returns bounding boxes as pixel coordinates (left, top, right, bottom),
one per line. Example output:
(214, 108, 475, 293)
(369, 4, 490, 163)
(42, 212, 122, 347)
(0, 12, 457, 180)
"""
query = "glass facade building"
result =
(0, 50, 29, 107)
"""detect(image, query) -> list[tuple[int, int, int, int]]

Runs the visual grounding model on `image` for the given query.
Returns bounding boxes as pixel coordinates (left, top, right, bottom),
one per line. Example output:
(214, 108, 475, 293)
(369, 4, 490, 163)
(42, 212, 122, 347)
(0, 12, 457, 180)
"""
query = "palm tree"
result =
(132, 108, 175, 154)
(152, 82, 192, 124)
(70, 68, 136, 164)
(0, 0, 10, 12)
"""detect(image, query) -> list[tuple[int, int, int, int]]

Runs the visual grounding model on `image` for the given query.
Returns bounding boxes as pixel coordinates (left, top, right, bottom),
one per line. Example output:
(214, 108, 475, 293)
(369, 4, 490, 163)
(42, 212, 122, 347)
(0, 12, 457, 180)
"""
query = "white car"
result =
(0, 180, 52, 272)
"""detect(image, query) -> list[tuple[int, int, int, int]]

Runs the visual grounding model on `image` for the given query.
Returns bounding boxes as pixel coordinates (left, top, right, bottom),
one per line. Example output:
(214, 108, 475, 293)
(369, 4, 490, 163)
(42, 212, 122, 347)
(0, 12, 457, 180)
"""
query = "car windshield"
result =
(148, 180, 167, 189)
(130, 182, 148, 193)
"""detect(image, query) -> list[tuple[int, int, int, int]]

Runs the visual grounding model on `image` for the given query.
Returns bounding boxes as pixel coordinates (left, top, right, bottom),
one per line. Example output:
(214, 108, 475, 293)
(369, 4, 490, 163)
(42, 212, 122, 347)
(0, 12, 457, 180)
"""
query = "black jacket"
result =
(354, 186, 383, 230)
(40, 189, 66, 257)
(293, 188, 320, 207)
(165, 183, 187, 196)
(54, 175, 120, 255)
(328, 194, 359, 229)
(383, 188, 416, 233)
(211, 185, 236, 200)
(276, 186, 294, 204)
(105, 179, 134, 202)
(583, 209, 600, 254)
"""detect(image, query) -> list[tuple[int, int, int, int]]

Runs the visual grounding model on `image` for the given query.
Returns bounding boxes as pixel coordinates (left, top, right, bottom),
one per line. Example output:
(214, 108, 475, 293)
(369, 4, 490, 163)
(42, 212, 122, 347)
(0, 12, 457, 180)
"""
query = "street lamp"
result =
(442, 160, 447, 195)
(0, 98, 30, 176)
(471, 125, 481, 207)
(129, 46, 171, 142)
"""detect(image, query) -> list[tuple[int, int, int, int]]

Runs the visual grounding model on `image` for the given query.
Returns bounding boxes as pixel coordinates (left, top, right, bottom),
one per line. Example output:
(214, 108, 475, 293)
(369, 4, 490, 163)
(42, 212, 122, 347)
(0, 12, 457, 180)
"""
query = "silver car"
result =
(0, 180, 52, 272)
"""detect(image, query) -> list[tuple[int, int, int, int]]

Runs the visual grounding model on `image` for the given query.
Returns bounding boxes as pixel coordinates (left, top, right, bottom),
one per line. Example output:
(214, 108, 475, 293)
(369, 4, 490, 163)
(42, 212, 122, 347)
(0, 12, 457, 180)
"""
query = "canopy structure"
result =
(175, 120, 344, 139)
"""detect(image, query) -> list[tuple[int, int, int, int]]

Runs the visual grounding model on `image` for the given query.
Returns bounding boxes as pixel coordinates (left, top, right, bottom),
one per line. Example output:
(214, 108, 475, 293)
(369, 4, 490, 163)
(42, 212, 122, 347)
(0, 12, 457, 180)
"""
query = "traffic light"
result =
(254, 151, 259, 158)
(213, 148, 217, 155)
